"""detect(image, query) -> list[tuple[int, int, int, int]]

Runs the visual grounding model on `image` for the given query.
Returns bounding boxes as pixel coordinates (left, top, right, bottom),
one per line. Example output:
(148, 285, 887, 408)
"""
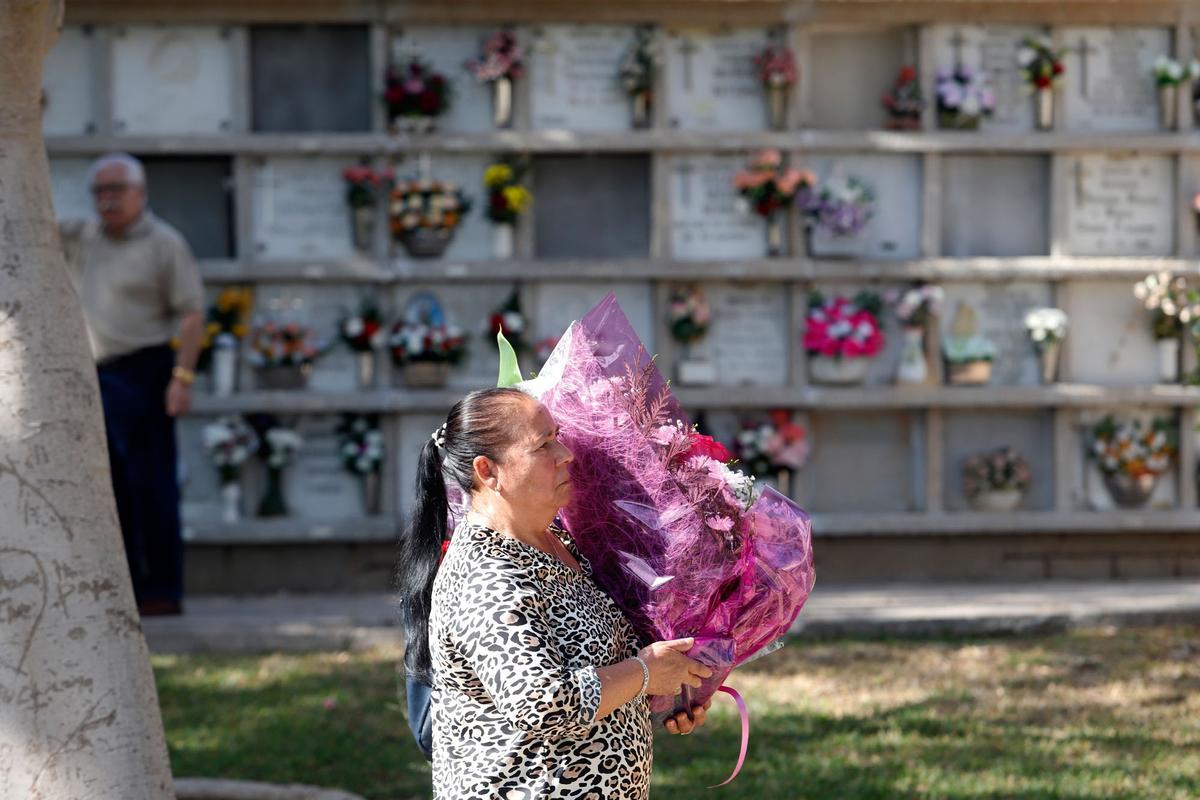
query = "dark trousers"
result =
(97, 344, 183, 604)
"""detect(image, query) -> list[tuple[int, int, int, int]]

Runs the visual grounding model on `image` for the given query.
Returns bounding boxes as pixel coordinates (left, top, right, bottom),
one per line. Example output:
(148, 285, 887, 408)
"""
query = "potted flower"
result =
(802, 171, 875, 256)
(182, 286, 253, 397)
(936, 65, 996, 130)
(1091, 416, 1175, 508)
(667, 285, 715, 386)
(1016, 37, 1065, 131)
(881, 65, 924, 130)
(483, 161, 531, 259)
(962, 446, 1031, 512)
(732, 149, 816, 256)
(339, 297, 386, 390)
(803, 291, 885, 385)
(338, 414, 386, 516)
(342, 165, 392, 252)
(1133, 272, 1194, 383)
(1023, 307, 1068, 384)
(389, 320, 468, 388)
(467, 28, 524, 129)
(245, 320, 323, 390)
(1151, 56, 1199, 131)
(753, 44, 796, 130)
(734, 410, 809, 497)
(202, 415, 259, 523)
(887, 283, 944, 385)
(618, 26, 656, 129)
(383, 58, 452, 134)
(389, 179, 472, 259)
(251, 416, 304, 518)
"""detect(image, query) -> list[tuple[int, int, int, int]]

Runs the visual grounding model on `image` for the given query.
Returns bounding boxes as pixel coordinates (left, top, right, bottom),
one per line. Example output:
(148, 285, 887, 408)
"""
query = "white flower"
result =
(343, 317, 364, 338)
(1017, 47, 1037, 67)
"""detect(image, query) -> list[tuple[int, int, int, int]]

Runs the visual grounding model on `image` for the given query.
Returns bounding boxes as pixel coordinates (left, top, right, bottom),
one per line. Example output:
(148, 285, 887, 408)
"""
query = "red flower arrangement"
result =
(803, 292, 885, 359)
(732, 149, 817, 218)
(754, 45, 797, 88)
(384, 59, 452, 123)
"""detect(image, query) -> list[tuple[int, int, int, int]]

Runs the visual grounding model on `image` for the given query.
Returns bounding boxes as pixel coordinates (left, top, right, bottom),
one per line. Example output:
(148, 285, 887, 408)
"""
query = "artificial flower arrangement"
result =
(486, 288, 528, 354)
(1151, 55, 1200, 87)
(384, 58, 452, 132)
(804, 172, 875, 238)
(732, 149, 816, 255)
(389, 179, 472, 258)
(339, 298, 386, 353)
(936, 65, 996, 129)
(1090, 415, 1175, 508)
(942, 302, 995, 386)
(667, 285, 712, 344)
(191, 286, 254, 373)
(389, 319, 468, 365)
(962, 446, 1031, 511)
(1024, 306, 1069, 383)
(619, 26, 657, 128)
(803, 291, 885, 361)
(343, 165, 394, 209)
(252, 415, 304, 518)
(888, 283, 944, 330)
(202, 415, 259, 486)
(754, 44, 797, 130)
(338, 414, 385, 476)
(881, 65, 924, 130)
(734, 410, 810, 478)
(515, 294, 815, 782)
(245, 320, 323, 371)
(1133, 272, 1199, 382)
(1016, 37, 1065, 90)
(483, 160, 532, 261)
(467, 29, 524, 128)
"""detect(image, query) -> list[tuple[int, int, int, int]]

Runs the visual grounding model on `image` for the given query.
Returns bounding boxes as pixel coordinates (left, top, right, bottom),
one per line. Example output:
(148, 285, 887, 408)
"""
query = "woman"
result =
(397, 387, 714, 798)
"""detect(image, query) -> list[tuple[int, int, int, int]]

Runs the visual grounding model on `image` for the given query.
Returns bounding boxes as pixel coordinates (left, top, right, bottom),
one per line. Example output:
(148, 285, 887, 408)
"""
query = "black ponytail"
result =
(396, 386, 530, 682)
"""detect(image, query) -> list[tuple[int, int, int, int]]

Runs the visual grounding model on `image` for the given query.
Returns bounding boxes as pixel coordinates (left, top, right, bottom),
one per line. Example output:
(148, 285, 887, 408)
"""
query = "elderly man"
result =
(59, 153, 205, 616)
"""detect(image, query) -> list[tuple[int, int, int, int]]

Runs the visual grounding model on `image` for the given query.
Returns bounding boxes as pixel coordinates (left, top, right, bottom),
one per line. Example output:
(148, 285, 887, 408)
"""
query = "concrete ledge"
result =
(176, 778, 366, 800)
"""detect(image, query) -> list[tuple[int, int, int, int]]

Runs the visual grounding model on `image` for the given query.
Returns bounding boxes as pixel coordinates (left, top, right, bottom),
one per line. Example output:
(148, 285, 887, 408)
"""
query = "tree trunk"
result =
(0, 2, 177, 798)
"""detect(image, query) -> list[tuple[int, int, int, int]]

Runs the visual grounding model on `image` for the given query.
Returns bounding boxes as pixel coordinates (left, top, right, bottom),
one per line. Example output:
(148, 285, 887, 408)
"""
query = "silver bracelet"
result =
(633, 656, 650, 699)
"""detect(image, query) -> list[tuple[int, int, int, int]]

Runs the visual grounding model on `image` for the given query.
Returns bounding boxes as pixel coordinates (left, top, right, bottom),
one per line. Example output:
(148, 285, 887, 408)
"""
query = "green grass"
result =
(154, 625, 1200, 799)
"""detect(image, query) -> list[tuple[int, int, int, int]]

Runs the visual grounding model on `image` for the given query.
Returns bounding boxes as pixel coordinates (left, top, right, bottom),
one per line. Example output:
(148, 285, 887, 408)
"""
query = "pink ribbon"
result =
(708, 685, 749, 788)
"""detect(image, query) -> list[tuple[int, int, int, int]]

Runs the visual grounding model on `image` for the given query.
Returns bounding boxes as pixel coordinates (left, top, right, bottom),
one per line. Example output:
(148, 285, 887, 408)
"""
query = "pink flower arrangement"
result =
(735, 410, 809, 477)
(754, 45, 797, 88)
(804, 292, 885, 359)
(732, 150, 817, 218)
(467, 29, 525, 83)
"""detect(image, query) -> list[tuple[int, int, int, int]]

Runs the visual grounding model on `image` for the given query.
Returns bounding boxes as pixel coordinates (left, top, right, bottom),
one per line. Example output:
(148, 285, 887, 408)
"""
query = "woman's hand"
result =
(638, 637, 713, 697)
(665, 697, 713, 735)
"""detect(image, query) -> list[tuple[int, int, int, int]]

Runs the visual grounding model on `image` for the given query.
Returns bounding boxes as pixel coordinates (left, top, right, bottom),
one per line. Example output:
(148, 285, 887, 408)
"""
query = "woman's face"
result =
(490, 398, 574, 517)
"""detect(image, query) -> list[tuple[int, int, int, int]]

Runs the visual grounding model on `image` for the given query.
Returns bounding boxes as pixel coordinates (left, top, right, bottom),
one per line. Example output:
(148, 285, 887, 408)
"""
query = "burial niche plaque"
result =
(530, 25, 636, 131)
(1061, 27, 1169, 132)
(665, 28, 769, 130)
(1062, 154, 1173, 257)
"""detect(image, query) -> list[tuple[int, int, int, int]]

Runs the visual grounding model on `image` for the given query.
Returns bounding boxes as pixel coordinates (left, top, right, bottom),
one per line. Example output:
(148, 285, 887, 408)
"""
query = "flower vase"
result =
(212, 345, 237, 396)
(675, 341, 716, 386)
(1156, 337, 1180, 383)
(257, 467, 288, 518)
(362, 470, 382, 516)
(356, 351, 376, 390)
(630, 91, 651, 129)
(1103, 472, 1159, 509)
(492, 77, 514, 129)
(400, 228, 452, 259)
(895, 327, 928, 385)
(765, 211, 785, 257)
(774, 468, 792, 499)
(970, 488, 1023, 512)
(765, 84, 790, 131)
(350, 205, 374, 252)
(809, 356, 870, 386)
(1034, 87, 1055, 131)
(492, 223, 515, 259)
(256, 364, 308, 391)
(402, 361, 450, 389)
(1159, 84, 1178, 131)
(1038, 341, 1061, 384)
(220, 481, 242, 524)
(938, 111, 980, 131)
(947, 360, 992, 386)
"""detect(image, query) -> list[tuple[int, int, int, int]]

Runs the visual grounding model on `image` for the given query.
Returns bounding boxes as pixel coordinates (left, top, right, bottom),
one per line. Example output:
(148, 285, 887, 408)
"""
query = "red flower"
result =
(898, 66, 917, 83)
(1034, 75, 1053, 89)
(686, 433, 732, 464)
(418, 89, 441, 114)
(1052, 62, 1064, 75)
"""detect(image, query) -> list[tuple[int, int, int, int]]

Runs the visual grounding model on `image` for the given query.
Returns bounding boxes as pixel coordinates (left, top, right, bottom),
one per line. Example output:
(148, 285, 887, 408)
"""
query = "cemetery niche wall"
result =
(44, 0, 1200, 589)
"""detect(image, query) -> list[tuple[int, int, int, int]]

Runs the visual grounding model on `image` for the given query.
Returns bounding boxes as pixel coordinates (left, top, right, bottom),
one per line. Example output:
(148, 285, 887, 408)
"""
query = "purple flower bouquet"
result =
(521, 294, 816, 712)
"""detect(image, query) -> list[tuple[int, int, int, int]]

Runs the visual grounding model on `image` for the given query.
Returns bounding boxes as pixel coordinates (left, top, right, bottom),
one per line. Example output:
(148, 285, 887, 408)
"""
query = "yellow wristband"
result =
(172, 365, 196, 386)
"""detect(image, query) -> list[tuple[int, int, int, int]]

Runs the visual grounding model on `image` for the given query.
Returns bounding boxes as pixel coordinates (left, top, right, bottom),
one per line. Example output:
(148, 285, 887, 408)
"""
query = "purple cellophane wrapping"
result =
(525, 294, 816, 711)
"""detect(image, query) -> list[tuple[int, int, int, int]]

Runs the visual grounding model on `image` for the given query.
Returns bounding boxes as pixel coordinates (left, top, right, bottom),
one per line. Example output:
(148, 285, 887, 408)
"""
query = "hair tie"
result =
(431, 423, 447, 448)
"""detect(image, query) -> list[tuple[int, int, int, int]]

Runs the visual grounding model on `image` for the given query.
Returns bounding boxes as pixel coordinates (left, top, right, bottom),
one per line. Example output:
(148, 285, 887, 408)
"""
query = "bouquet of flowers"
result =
(389, 319, 468, 365)
(1023, 307, 1068, 352)
(754, 44, 797, 88)
(936, 65, 996, 128)
(259, 423, 303, 470)
(667, 285, 712, 344)
(343, 165, 394, 208)
(467, 29, 524, 83)
(190, 286, 253, 372)
(483, 161, 532, 224)
(1133, 272, 1197, 339)
(245, 320, 322, 369)
(887, 283, 944, 329)
(389, 179, 471, 237)
(1090, 416, 1175, 477)
(803, 292, 885, 359)
(962, 446, 1031, 499)
(487, 288, 528, 353)
(804, 173, 875, 237)
(619, 26, 656, 97)
(1016, 37, 1065, 90)
(384, 58, 451, 124)
(732, 149, 816, 218)
(202, 415, 259, 485)
(519, 295, 815, 724)
(881, 65, 924, 129)
(734, 411, 809, 477)
(340, 298, 386, 353)
(338, 414, 385, 476)
(1151, 55, 1200, 86)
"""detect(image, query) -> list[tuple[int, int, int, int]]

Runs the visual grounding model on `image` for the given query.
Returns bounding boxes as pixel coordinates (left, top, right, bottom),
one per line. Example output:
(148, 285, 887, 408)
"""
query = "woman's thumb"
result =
(663, 637, 695, 652)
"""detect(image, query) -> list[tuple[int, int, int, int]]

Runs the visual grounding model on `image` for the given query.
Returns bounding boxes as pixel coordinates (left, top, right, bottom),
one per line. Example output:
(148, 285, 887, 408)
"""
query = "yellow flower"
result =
(502, 185, 533, 214)
(232, 324, 248, 339)
(206, 321, 221, 336)
(484, 164, 514, 188)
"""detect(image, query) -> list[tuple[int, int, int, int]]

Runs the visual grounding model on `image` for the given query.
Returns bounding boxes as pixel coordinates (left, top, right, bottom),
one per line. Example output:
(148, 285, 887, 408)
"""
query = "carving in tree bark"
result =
(0, 2, 177, 797)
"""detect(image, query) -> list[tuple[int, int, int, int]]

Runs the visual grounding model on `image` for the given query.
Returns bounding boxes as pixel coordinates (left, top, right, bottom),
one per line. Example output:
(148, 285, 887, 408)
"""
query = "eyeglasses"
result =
(91, 183, 132, 197)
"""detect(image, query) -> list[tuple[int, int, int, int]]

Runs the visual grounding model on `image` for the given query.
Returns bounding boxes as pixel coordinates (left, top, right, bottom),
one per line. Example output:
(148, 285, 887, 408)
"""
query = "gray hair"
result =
(87, 152, 146, 188)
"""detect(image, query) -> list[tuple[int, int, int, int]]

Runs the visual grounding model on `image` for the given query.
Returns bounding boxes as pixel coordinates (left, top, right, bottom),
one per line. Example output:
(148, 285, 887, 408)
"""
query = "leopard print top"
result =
(429, 521, 652, 799)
